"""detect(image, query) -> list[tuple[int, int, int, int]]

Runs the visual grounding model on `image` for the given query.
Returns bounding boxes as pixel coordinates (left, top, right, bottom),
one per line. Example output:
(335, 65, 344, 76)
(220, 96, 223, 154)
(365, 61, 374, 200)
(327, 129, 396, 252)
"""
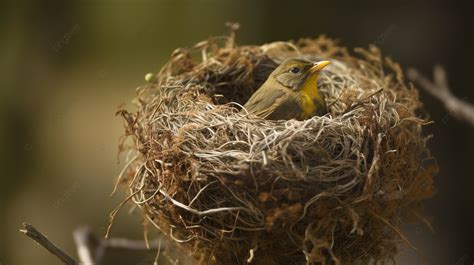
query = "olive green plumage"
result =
(242, 58, 330, 120)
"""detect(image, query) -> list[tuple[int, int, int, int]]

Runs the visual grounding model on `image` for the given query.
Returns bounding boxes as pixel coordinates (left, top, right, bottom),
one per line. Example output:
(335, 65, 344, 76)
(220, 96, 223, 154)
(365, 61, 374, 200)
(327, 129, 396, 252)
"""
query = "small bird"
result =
(242, 58, 331, 120)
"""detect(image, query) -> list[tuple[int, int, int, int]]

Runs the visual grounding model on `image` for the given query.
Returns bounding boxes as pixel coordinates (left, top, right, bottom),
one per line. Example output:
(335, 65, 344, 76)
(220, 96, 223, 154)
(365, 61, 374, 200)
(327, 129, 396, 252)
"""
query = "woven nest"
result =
(115, 32, 436, 265)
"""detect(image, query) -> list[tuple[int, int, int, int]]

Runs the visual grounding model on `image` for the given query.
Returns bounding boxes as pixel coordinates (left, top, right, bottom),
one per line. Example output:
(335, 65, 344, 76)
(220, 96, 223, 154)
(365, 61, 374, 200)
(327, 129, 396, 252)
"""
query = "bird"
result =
(241, 58, 331, 120)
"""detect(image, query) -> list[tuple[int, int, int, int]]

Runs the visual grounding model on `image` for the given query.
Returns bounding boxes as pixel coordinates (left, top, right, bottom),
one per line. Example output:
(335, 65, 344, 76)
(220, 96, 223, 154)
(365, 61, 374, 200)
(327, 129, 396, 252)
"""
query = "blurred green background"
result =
(1, 0, 473, 264)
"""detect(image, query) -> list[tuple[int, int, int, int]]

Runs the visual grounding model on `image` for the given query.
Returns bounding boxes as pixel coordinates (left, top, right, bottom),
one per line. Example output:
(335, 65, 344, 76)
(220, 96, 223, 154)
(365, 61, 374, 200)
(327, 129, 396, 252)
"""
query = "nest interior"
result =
(116, 33, 436, 265)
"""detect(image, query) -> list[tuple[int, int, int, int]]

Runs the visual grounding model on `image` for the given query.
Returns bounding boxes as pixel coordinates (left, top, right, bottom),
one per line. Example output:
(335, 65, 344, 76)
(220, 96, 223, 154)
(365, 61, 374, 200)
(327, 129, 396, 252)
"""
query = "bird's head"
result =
(270, 58, 331, 91)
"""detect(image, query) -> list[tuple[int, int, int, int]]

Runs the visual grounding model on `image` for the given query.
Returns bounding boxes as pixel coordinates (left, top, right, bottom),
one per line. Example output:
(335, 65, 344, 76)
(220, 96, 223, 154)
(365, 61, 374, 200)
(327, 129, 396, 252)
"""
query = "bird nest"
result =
(114, 32, 436, 264)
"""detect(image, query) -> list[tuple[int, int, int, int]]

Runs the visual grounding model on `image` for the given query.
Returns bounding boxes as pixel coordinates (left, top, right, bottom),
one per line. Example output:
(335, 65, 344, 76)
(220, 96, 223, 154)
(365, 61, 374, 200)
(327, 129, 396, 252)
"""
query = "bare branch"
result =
(73, 227, 98, 265)
(104, 237, 161, 250)
(73, 226, 163, 264)
(20, 222, 79, 265)
(407, 65, 474, 126)
(22, 223, 164, 265)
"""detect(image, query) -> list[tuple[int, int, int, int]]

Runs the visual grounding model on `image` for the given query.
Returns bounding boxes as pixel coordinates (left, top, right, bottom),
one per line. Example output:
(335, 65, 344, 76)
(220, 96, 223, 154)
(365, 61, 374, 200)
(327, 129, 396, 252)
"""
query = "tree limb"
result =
(407, 65, 474, 126)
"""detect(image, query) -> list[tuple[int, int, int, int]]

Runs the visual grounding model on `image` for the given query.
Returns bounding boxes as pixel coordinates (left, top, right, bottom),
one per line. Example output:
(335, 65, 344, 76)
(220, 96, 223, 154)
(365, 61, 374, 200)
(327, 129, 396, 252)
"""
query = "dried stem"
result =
(407, 65, 474, 125)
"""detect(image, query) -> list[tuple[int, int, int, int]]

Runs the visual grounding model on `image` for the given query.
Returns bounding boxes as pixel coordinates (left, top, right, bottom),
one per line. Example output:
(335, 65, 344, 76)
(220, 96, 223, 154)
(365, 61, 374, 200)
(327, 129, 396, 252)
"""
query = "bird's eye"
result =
(289, 67, 301, 74)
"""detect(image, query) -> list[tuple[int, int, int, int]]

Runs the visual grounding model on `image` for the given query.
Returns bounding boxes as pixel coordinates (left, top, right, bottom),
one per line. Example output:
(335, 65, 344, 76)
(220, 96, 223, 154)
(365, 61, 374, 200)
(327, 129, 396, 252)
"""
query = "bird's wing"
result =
(242, 87, 286, 118)
(243, 88, 301, 120)
(265, 96, 302, 120)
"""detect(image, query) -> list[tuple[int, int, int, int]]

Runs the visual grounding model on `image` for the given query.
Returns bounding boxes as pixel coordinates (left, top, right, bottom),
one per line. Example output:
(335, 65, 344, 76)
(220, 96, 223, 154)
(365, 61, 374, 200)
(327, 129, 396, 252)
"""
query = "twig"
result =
(22, 223, 164, 265)
(407, 65, 474, 125)
(20, 222, 79, 265)
(73, 227, 98, 265)
(105, 237, 161, 250)
(73, 226, 163, 264)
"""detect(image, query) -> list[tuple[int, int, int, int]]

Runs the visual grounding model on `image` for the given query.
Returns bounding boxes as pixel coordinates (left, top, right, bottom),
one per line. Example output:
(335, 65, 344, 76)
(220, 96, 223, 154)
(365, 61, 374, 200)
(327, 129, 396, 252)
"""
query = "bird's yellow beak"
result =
(309, 60, 331, 73)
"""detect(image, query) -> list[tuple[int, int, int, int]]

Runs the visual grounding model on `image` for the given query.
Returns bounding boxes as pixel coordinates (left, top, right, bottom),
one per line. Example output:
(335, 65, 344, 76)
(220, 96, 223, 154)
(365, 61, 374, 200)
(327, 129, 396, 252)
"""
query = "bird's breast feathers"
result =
(299, 94, 316, 119)
(298, 74, 323, 119)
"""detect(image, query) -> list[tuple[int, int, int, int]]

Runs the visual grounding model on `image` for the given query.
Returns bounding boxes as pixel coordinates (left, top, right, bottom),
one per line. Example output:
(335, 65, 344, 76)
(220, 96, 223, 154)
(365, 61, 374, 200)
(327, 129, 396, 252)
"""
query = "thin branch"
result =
(20, 222, 79, 265)
(22, 223, 164, 265)
(73, 227, 98, 265)
(407, 65, 474, 126)
(73, 226, 163, 265)
(104, 237, 161, 250)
